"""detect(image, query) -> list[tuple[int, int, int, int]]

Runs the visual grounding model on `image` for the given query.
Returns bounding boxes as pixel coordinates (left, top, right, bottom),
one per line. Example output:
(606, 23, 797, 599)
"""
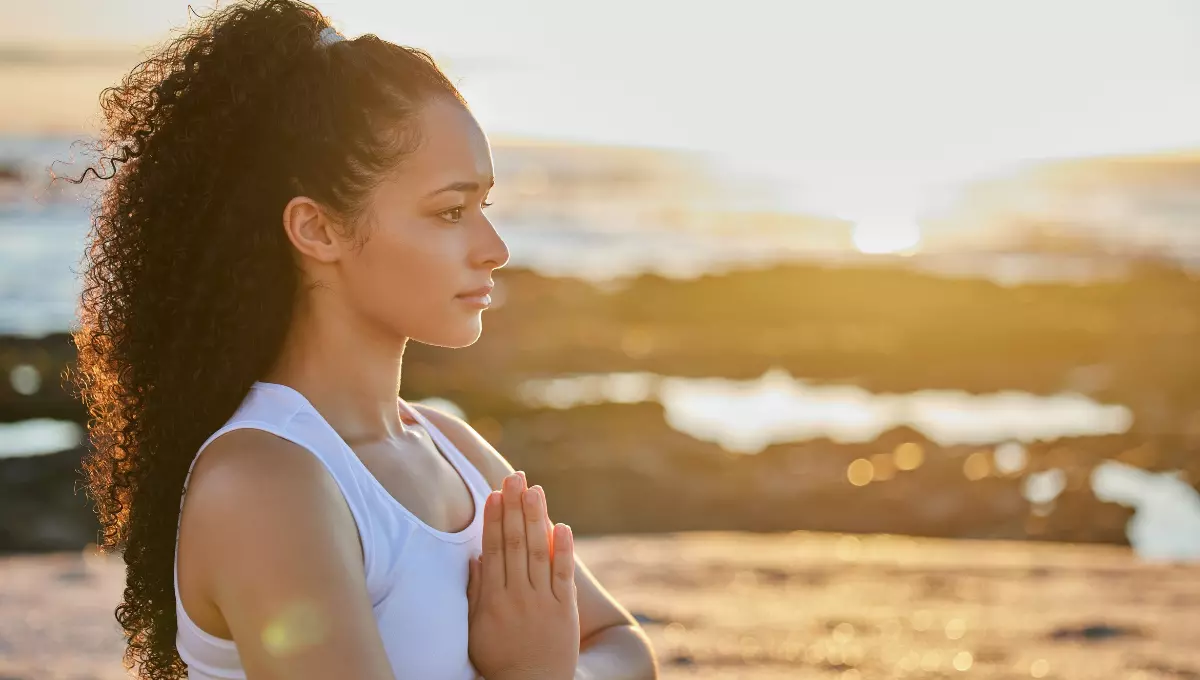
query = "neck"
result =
(263, 293, 409, 445)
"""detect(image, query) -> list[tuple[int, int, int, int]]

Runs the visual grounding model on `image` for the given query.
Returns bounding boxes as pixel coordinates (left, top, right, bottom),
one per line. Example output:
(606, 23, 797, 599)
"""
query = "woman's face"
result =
(327, 97, 509, 349)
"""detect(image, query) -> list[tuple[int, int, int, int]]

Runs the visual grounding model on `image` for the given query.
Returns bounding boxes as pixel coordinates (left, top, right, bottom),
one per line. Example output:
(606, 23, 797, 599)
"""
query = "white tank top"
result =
(173, 381, 489, 679)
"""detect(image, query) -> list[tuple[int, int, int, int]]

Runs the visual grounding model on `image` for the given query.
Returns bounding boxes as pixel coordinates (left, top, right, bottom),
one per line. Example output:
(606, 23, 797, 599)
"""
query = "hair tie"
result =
(316, 26, 346, 47)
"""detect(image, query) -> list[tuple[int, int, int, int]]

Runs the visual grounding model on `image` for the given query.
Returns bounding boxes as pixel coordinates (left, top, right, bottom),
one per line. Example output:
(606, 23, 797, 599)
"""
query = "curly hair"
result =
(63, 2, 464, 676)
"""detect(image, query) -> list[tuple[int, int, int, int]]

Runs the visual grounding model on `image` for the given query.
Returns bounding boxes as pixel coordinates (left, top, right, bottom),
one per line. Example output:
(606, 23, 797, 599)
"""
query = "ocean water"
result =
(516, 368, 1134, 453)
(0, 206, 89, 336)
(0, 135, 95, 335)
(0, 419, 84, 458)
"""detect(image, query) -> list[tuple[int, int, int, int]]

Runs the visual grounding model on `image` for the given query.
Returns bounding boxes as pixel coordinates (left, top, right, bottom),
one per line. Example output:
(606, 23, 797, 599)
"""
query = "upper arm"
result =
(413, 404, 639, 639)
(179, 430, 396, 680)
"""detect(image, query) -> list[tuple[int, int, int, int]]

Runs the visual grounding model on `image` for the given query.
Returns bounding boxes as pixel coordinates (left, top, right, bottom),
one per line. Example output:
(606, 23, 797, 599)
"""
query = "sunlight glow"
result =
(852, 219, 923, 254)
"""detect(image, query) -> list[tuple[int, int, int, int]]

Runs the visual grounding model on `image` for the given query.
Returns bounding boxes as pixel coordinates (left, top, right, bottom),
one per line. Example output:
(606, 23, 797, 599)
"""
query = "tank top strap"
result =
(395, 396, 421, 423)
(399, 398, 494, 499)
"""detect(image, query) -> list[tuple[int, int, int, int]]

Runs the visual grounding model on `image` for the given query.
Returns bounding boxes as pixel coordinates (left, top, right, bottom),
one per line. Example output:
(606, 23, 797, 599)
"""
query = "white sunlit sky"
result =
(6, 0, 1200, 251)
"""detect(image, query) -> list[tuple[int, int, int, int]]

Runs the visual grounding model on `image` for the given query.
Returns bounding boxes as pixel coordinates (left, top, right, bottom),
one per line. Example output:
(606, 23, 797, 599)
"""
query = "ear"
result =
(282, 195, 346, 264)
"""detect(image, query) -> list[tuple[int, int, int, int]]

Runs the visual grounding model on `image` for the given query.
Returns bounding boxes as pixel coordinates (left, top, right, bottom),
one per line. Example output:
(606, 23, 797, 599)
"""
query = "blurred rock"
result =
(0, 447, 97, 553)
(0, 402, 1144, 553)
(1049, 624, 1142, 642)
(0, 332, 83, 424)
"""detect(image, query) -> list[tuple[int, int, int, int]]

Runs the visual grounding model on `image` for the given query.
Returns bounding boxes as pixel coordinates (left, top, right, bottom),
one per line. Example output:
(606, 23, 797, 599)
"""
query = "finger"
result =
(502, 472, 529, 589)
(551, 523, 576, 604)
(524, 488, 552, 590)
(535, 485, 553, 540)
(467, 556, 482, 617)
(535, 486, 555, 568)
(481, 491, 506, 590)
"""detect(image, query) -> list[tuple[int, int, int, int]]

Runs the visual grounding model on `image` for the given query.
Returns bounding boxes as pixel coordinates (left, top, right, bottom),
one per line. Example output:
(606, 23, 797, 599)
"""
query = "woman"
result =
(69, 1, 658, 678)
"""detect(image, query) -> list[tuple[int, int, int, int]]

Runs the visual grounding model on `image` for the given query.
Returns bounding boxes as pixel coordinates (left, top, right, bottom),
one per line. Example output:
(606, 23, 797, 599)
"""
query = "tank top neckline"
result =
(250, 380, 485, 544)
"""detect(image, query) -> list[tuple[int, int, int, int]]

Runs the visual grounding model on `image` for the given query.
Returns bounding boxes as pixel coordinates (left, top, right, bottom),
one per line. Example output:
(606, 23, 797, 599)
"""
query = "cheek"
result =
(343, 227, 461, 322)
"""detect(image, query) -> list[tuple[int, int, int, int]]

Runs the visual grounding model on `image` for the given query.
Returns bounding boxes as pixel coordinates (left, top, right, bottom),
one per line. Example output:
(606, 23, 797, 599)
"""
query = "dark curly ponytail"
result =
(65, 2, 463, 676)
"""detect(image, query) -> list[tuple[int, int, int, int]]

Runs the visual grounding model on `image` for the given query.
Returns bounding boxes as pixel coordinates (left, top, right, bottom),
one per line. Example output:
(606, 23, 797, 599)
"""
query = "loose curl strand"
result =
(63, 1, 463, 677)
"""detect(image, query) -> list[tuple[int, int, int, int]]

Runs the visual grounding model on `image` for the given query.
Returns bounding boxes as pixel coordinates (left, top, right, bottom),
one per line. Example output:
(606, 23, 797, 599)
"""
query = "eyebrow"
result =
(424, 177, 495, 199)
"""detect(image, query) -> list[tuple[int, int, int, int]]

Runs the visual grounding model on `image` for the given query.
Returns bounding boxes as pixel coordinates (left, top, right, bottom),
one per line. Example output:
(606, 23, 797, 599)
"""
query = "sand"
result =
(1, 532, 1197, 679)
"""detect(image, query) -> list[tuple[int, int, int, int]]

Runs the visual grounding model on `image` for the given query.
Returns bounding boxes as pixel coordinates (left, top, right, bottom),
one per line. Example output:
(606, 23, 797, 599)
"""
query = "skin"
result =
(422, 406, 659, 680)
(174, 97, 658, 679)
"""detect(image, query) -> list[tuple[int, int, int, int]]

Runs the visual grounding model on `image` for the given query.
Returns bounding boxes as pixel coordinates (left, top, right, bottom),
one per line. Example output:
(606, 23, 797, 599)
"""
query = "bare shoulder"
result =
(188, 427, 334, 492)
(183, 428, 354, 544)
(180, 427, 364, 593)
(179, 428, 394, 678)
(411, 403, 514, 490)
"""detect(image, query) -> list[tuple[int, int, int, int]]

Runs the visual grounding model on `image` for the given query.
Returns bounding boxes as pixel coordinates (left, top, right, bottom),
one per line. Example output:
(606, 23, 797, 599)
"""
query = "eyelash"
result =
(440, 201, 494, 223)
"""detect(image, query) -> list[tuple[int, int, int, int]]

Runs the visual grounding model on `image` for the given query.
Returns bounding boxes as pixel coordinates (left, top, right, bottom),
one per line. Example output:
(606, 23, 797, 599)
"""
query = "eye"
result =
(482, 200, 494, 209)
(439, 206, 464, 223)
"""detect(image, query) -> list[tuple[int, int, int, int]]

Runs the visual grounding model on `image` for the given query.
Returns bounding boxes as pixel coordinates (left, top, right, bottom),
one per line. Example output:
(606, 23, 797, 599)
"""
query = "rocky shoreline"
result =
(0, 410, 1138, 553)
(4, 261, 1199, 552)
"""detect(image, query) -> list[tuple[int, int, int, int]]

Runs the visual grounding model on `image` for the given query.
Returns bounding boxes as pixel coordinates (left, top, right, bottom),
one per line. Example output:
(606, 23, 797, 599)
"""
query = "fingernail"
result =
(517, 470, 527, 485)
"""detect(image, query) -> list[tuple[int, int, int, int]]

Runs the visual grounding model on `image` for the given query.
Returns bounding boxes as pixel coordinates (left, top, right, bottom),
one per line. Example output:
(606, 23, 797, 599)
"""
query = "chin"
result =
(417, 318, 484, 349)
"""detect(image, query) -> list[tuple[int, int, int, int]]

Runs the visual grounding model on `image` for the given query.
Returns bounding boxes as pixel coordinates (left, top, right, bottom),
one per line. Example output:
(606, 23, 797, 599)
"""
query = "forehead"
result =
(393, 98, 493, 192)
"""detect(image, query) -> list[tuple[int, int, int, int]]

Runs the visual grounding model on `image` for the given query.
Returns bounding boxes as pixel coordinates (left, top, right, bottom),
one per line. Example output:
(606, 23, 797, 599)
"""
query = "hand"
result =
(467, 472, 580, 680)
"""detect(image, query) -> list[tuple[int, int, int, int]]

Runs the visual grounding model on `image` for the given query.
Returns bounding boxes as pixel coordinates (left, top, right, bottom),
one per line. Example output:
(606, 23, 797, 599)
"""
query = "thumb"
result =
(467, 556, 482, 616)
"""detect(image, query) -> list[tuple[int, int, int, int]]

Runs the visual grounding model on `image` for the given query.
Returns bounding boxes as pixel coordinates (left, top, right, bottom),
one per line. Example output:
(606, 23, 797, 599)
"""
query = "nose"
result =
(475, 217, 510, 270)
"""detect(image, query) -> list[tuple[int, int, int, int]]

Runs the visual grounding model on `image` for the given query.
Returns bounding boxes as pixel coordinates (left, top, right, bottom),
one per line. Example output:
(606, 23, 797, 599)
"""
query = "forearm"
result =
(574, 624, 659, 680)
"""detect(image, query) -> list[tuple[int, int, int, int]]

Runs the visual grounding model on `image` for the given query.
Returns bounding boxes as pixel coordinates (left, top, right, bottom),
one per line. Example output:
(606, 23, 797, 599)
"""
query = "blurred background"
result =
(3, 1, 1200, 678)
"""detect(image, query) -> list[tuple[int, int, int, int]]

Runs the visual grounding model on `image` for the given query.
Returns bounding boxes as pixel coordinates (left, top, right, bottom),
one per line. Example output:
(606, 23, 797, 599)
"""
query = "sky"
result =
(5, 0, 1200, 232)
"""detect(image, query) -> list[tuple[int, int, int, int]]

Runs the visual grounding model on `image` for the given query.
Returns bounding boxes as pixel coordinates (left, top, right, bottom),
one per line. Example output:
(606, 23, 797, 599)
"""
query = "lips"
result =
(457, 284, 494, 298)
